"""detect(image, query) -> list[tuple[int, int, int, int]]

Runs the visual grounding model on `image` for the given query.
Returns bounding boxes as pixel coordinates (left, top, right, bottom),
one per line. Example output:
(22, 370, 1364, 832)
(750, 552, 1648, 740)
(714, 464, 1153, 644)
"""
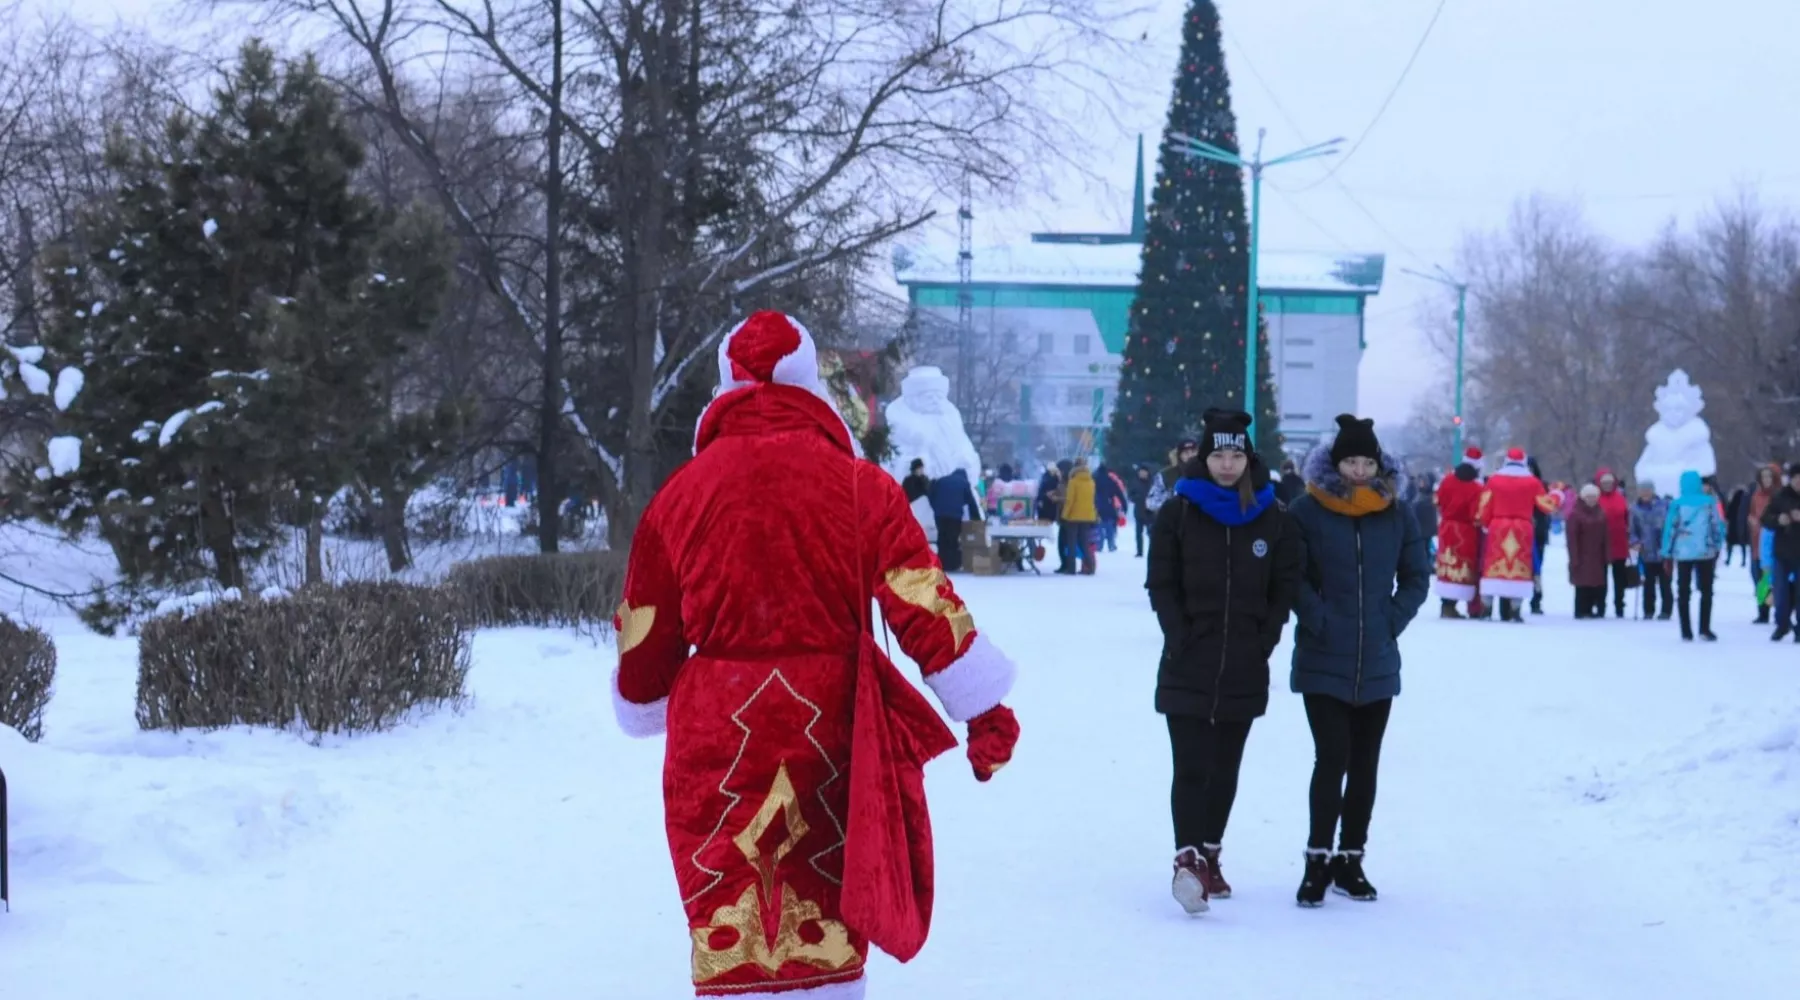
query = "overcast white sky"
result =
(61, 0, 1800, 428)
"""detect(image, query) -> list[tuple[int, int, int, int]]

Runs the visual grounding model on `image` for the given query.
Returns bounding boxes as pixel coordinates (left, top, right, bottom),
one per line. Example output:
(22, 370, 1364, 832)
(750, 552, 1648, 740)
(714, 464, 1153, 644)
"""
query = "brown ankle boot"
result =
(1171, 846, 1210, 914)
(1199, 843, 1232, 899)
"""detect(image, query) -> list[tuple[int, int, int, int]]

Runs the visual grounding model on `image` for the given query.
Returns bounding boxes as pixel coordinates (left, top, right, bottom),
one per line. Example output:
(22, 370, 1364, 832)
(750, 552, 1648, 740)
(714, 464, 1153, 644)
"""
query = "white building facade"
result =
(894, 239, 1385, 469)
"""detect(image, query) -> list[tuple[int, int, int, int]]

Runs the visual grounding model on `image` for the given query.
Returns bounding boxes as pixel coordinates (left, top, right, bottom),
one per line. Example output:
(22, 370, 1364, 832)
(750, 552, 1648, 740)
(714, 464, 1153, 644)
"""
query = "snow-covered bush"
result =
(445, 552, 624, 630)
(136, 583, 469, 738)
(0, 614, 56, 742)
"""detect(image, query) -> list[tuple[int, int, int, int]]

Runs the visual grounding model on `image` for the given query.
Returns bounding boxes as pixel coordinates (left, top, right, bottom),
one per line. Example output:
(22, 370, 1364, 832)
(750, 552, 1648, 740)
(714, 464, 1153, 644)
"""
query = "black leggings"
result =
(1167, 715, 1254, 849)
(1303, 694, 1393, 852)
(1675, 558, 1715, 636)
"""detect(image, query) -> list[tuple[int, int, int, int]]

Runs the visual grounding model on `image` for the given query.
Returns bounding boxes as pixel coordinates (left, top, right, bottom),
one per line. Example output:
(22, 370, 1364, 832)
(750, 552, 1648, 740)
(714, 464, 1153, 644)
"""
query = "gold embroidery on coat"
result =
(616, 601, 656, 656)
(1435, 546, 1474, 583)
(733, 763, 810, 904)
(1486, 528, 1534, 581)
(884, 566, 975, 649)
(691, 764, 860, 984)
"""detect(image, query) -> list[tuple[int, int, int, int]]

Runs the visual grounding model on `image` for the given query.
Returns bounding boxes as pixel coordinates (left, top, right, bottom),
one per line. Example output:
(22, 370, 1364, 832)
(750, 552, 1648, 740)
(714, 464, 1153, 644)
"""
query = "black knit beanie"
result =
(1328, 414, 1382, 464)
(1199, 408, 1254, 458)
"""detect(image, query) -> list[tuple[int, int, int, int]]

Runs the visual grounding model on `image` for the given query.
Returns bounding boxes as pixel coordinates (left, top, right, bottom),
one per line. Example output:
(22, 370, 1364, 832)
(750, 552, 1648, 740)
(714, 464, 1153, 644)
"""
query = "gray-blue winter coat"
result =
(1285, 443, 1432, 705)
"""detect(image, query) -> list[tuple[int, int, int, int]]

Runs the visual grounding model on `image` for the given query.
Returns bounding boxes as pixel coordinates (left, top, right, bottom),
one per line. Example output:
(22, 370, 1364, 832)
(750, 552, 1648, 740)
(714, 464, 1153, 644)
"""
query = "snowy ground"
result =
(2, 537, 1798, 998)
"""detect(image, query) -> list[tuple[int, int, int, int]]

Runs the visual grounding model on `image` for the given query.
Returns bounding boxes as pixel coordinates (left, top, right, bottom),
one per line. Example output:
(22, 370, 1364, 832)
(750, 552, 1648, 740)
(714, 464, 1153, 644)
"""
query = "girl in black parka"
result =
(1147, 409, 1303, 915)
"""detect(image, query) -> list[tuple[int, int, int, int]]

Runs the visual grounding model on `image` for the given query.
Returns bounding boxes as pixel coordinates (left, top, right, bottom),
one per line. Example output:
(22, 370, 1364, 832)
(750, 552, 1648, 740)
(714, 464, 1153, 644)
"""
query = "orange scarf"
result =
(1307, 483, 1393, 517)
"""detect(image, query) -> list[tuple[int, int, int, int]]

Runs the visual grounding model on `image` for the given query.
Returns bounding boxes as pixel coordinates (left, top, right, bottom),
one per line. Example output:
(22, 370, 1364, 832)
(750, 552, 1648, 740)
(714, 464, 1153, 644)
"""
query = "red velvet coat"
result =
(612, 383, 1016, 998)
(1476, 462, 1555, 599)
(1434, 472, 1485, 601)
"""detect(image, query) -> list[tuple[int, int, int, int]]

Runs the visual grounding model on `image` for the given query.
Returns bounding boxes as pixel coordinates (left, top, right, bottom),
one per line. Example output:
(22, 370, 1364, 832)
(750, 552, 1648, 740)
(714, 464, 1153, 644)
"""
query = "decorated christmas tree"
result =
(1106, 0, 1280, 464)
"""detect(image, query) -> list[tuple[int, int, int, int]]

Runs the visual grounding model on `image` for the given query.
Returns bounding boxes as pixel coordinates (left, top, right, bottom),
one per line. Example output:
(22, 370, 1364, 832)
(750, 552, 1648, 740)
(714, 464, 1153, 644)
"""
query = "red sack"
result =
(839, 635, 958, 962)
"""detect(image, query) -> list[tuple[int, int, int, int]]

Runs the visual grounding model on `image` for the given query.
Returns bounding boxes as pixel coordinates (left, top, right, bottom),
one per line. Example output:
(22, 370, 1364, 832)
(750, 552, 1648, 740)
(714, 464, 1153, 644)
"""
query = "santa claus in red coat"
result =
(611, 311, 1021, 1000)
(1434, 446, 1486, 616)
(1475, 447, 1556, 621)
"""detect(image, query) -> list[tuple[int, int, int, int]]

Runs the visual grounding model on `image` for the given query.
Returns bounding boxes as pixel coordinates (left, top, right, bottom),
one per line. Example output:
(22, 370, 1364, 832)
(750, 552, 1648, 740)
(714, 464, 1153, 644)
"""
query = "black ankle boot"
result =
(1296, 850, 1331, 908)
(1330, 850, 1378, 901)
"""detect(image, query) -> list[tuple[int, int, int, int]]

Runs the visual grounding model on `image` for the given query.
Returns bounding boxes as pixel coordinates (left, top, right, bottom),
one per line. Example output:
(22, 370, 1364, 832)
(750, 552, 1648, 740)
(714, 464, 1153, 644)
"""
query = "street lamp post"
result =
(1400, 266, 1470, 462)
(1167, 128, 1344, 431)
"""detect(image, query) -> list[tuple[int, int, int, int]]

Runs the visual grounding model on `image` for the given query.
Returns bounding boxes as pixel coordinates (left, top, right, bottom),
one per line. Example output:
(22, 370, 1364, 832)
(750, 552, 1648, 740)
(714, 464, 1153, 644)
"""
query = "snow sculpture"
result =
(1634, 369, 1716, 496)
(883, 366, 981, 481)
(883, 366, 982, 542)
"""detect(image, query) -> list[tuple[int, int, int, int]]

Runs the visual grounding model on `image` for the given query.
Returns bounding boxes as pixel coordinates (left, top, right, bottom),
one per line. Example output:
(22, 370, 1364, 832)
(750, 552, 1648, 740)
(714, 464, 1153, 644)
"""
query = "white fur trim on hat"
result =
(694, 312, 863, 458)
(923, 632, 1017, 722)
(715, 312, 823, 393)
(611, 666, 668, 739)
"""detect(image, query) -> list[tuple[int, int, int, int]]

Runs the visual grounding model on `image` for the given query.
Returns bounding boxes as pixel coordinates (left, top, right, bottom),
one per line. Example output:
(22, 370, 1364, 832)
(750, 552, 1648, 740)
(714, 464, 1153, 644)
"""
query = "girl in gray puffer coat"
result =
(1283, 415, 1431, 909)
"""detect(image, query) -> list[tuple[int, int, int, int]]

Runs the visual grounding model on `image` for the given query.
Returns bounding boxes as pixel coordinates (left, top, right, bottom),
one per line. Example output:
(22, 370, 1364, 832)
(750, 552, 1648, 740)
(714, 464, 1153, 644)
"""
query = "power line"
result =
(1225, 36, 1313, 145)
(1288, 0, 1450, 192)
(1268, 186, 1358, 253)
(1229, 29, 1438, 268)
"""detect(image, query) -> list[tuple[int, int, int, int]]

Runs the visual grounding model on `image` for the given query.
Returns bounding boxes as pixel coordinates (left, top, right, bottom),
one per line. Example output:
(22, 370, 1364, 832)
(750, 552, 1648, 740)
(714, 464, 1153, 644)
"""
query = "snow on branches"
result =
(0, 338, 86, 475)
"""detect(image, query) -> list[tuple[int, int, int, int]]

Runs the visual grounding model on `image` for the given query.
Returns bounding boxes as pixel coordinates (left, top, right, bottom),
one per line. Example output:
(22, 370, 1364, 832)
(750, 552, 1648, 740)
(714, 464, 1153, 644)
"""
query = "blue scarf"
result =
(1174, 477, 1275, 526)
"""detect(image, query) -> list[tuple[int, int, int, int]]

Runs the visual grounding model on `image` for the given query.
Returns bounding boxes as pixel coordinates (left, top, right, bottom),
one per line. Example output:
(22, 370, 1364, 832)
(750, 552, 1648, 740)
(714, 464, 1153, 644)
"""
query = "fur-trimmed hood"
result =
(1302, 438, 1409, 502)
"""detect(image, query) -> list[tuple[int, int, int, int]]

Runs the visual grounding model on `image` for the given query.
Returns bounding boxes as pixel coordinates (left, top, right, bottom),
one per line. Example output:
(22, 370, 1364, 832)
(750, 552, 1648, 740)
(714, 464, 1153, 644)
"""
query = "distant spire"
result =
(1130, 133, 1146, 239)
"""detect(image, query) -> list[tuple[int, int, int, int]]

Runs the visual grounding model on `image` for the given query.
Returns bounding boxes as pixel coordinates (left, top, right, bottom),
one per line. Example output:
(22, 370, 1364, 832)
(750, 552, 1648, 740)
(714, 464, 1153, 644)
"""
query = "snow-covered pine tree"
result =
(20, 41, 454, 599)
(1105, 0, 1280, 464)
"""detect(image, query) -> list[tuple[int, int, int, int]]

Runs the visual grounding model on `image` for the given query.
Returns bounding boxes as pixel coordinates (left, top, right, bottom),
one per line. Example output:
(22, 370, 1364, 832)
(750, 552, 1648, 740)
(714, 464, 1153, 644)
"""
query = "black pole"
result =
(1, 766, 9, 911)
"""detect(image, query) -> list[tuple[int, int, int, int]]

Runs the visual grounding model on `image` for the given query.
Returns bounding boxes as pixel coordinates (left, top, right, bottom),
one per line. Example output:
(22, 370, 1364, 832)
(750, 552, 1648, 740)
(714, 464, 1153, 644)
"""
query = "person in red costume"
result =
(611, 310, 1022, 1000)
(1433, 446, 1486, 618)
(1593, 467, 1634, 617)
(1476, 448, 1556, 622)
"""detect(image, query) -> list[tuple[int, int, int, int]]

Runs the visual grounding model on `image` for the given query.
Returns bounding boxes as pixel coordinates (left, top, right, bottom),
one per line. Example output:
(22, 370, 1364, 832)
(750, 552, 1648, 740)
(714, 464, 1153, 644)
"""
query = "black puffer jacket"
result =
(1147, 457, 1303, 721)
(1286, 443, 1432, 706)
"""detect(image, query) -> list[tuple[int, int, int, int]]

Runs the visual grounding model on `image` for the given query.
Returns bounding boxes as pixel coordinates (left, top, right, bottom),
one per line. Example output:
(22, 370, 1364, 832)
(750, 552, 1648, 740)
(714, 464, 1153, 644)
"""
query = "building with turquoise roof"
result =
(892, 140, 1385, 466)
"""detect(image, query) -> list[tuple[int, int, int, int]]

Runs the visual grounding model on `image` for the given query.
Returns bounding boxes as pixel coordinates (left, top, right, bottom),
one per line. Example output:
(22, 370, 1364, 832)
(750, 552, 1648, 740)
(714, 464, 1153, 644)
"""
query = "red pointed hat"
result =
(1463, 445, 1484, 462)
(1506, 446, 1526, 462)
(717, 310, 822, 391)
(696, 310, 860, 457)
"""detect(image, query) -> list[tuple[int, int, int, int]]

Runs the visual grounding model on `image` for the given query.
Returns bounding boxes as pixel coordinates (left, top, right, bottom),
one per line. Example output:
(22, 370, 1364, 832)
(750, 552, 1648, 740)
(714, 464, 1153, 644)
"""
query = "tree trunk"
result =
(380, 490, 413, 573)
(305, 513, 325, 586)
(201, 494, 246, 591)
(14, 206, 38, 341)
(536, 0, 567, 554)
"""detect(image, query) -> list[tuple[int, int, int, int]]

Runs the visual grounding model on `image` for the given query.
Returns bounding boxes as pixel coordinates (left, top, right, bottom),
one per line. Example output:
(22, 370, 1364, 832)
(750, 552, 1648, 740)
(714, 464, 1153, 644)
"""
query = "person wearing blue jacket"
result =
(927, 467, 982, 572)
(1661, 470, 1727, 641)
(1284, 415, 1431, 908)
(1629, 482, 1673, 620)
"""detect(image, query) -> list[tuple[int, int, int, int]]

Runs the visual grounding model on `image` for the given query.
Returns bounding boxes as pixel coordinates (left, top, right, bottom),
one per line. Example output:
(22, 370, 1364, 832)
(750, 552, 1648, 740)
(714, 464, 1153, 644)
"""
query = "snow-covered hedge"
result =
(445, 551, 624, 630)
(136, 583, 470, 738)
(0, 615, 56, 742)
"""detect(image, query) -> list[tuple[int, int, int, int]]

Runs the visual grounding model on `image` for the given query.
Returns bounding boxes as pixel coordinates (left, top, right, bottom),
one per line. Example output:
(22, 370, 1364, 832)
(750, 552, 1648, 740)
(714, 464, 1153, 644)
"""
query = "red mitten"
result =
(966, 704, 1020, 782)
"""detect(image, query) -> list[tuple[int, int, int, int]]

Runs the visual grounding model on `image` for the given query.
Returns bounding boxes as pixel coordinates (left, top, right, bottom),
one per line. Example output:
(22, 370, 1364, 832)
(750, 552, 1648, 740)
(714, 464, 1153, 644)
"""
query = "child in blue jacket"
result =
(1661, 471, 1726, 640)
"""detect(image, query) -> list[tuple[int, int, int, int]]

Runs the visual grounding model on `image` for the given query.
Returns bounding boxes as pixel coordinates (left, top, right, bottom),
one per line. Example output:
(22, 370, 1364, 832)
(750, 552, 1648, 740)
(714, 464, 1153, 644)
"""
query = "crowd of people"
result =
(1418, 448, 1800, 642)
(1135, 410, 1800, 920)
(888, 402, 1800, 927)
(900, 452, 1146, 575)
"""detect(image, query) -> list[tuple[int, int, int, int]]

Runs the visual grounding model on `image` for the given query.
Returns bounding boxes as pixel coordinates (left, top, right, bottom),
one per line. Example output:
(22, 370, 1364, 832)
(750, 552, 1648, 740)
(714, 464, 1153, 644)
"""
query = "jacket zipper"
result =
(1353, 519, 1365, 703)
(1213, 525, 1231, 723)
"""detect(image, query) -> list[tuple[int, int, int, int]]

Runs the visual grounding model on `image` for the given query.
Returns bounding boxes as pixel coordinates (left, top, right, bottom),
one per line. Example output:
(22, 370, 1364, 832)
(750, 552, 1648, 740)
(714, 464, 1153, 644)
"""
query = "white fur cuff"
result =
(717, 977, 866, 1000)
(611, 666, 668, 738)
(924, 632, 1017, 722)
